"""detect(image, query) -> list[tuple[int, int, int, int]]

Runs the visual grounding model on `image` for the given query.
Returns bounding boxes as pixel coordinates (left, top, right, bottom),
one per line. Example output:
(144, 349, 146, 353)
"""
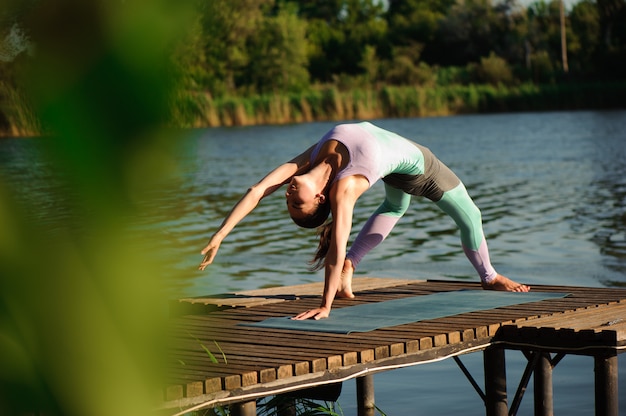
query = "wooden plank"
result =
(162, 280, 626, 412)
(515, 303, 626, 331)
(172, 277, 416, 312)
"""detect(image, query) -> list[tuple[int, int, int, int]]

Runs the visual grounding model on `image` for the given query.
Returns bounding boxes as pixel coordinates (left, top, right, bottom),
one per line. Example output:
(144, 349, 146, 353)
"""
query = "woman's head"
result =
(290, 200, 330, 228)
(285, 173, 334, 270)
(285, 175, 331, 228)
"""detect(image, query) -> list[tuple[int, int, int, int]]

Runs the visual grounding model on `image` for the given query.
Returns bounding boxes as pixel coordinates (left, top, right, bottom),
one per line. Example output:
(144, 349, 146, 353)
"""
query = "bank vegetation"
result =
(1, 0, 625, 136)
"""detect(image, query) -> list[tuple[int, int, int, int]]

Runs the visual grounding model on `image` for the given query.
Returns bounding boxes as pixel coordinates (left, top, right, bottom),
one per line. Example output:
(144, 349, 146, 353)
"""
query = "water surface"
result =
(2, 110, 625, 415)
(164, 110, 626, 415)
(164, 111, 626, 297)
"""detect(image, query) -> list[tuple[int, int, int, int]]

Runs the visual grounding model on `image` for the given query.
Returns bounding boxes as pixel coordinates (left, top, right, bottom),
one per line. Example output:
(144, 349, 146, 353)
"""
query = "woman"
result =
(199, 122, 530, 320)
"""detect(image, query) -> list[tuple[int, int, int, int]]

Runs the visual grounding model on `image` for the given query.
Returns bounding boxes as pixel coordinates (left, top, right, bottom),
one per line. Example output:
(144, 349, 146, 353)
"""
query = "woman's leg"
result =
(341, 185, 410, 297)
(347, 184, 411, 268)
(435, 183, 498, 283)
(435, 183, 530, 291)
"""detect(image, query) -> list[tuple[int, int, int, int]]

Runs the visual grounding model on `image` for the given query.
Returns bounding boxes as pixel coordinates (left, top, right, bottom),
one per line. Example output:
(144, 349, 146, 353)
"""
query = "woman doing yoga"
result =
(198, 122, 530, 320)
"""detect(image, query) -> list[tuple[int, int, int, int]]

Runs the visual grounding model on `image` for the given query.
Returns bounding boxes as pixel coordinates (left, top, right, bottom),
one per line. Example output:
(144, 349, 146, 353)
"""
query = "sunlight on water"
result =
(2, 111, 625, 295)
(5, 111, 626, 295)
(102, 110, 626, 299)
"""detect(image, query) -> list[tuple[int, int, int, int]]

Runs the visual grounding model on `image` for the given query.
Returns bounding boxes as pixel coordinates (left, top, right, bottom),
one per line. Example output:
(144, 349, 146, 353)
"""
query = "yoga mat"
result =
(242, 290, 569, 334)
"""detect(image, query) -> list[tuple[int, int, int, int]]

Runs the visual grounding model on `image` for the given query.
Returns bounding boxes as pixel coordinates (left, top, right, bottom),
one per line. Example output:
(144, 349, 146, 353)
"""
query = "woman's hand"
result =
(292, 306, 331, 320)
(198, 235, 222, 270)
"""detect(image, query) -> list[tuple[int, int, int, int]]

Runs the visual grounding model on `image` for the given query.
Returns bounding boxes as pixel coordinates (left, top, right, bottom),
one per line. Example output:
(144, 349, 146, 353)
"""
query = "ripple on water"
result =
(2, 111, 625, 295)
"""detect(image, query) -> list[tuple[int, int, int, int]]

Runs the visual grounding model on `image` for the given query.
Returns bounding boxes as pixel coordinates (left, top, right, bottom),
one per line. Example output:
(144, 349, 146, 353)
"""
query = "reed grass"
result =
(0, 79, 42, 137)
(3, 81, 625, 135)
(176, 82, 625, 128)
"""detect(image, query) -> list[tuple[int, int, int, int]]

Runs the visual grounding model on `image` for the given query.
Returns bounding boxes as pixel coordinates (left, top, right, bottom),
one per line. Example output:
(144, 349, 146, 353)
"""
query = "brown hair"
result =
(289, 177, 336, 270)
(290, 198, 331, 229)
(308, 220, 333, 271)
(289, 199, 333, 271)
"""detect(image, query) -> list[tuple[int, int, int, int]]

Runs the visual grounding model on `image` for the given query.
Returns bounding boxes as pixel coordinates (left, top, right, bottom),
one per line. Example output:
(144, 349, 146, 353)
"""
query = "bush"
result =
(476, 52, 514, 86)
(531, 51, 555, 84)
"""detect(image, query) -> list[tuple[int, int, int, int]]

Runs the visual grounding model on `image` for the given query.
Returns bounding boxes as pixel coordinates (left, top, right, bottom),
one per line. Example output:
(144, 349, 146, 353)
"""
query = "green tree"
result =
(381, 42, 430, 85)
(595, 0, 626, 77)
(306, 19, 346, 82)
(359, 44, 381, 84)
(305, 0, 387, 82)
(386, 0, 455, 47)
(569, 0, 601, 74)
(246, 3, 310, 93)
(596, 0, 626, 48)
(385, 0, 452, 79)
(193, 0, 272, 96)
(432, 0, 491, 65)
(290, 0, 344, 22)
(526, 0, 574, 74)
(431, 0, 528, 67)
(475, 51, 515, 85)
(491, 0, 531, 67)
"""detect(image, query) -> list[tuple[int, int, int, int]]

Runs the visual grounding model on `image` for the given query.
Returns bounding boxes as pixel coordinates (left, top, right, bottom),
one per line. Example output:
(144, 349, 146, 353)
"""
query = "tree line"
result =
(175, 0, 625, 97)
(1, 0, 625, 134)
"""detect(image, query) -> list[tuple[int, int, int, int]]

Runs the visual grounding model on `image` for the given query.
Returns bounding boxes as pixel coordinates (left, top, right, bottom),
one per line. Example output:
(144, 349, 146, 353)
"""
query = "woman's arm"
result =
(293, 176, 369, 319)
(199, 145, 315, 270)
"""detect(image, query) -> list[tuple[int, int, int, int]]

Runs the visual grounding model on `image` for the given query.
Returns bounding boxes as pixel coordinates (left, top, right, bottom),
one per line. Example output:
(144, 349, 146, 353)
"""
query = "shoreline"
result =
(2, 81, 625, 137)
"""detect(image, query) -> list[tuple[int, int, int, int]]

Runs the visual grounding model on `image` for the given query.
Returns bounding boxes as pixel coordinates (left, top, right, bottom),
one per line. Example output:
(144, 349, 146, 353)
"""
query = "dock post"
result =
(356, 374, 375, 416)
(534, 352, 553, 416)
(230, 401, 257, 416)
(594, 353, 618, 416)
(484, 346, 508, 416)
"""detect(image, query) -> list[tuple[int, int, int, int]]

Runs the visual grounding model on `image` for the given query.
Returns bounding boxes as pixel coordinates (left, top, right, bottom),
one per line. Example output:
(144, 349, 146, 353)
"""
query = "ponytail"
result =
(287, 193, 332, 271)
(309, 220, 333, 271)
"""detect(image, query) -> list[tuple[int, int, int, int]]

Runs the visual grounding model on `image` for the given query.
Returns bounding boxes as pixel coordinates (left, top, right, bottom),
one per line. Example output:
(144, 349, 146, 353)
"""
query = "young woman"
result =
(199, 122, 530, 320)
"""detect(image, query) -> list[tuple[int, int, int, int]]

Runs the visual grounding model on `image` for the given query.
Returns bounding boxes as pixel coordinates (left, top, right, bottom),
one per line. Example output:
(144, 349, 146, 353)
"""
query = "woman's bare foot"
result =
(337, 258, 356, 299)
(482, 274, 530, 292)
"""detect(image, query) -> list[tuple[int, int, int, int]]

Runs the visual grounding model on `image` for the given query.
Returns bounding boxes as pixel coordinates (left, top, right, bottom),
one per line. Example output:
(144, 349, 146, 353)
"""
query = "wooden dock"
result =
(162, 278, 626, 416)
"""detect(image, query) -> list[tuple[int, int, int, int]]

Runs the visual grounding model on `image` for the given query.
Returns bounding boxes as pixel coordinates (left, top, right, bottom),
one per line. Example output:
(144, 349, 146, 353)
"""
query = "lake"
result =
(2, 110, 625, 415)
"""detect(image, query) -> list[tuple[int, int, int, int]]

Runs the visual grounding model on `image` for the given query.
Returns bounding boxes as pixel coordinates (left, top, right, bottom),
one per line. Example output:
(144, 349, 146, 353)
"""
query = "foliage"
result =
(187, 333, 228, 365)
(305, 0, 388, 82)
(246, 2, 310, 94)
(475, 52, 515, 85)
(0, 0, 194, 414)
(568, 0, 601, 73)
(180, 80, 626, 127)
(257, 396, 344, 416)
(2, 0, 626, 133)
(530, 50, 556, 83)
(0, 64, 40, 136)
